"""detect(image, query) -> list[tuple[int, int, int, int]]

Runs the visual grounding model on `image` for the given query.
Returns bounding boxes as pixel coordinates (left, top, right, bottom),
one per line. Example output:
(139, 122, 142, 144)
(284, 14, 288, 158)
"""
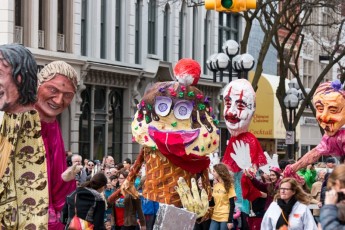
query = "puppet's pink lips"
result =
(148, 126, 200, 156)
(225, 114, 240, 124)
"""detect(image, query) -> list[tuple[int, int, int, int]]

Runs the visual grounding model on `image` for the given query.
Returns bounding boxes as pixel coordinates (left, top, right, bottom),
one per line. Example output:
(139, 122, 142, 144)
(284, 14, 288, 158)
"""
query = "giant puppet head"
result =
(313, 80, 345, 137)
(223, 79, 256, 137)
(132, 59, 219, 173)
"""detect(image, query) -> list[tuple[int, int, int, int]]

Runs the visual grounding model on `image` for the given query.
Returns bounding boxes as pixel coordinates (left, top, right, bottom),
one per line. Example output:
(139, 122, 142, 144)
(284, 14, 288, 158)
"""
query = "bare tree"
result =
(158, 0, 345, 137)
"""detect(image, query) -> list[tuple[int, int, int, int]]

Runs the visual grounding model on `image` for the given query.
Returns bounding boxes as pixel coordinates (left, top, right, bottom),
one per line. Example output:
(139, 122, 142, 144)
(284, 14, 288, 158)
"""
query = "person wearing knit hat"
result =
(35, 61, 80, 229)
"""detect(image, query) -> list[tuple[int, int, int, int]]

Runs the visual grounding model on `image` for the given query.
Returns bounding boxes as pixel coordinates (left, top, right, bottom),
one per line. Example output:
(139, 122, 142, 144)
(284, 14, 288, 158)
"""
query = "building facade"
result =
(0, 0, 246, 162)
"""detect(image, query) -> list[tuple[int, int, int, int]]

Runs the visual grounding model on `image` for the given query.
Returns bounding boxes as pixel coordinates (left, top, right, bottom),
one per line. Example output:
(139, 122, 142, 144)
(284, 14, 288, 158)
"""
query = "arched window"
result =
(79, 86, 123, 162)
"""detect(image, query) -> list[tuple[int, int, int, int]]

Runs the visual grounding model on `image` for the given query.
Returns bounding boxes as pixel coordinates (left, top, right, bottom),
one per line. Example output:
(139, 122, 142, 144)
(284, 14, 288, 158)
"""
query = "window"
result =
(79, 86, 124, 162)
(320, 63, 332, 82)
(81, 0, 87, 56)
(115, 0, 121, 61)
(38, 0, 45, 48)
(57, 0, 66, 52)
(15, 0, 22, 27)
(100, 0, 106, 59)
(14, 0, 24, 44)
(163, 4, 170, 61)
(303, 59, 313, 88)
(203, 11, 210, 74)
(148, 0, 157, 54)
(135, 0, 142, 64)
(58, 0, 64, 34)
(218, 13, 239, 52)
(179, 2, 186, 59)
(192, 7, 198, 59)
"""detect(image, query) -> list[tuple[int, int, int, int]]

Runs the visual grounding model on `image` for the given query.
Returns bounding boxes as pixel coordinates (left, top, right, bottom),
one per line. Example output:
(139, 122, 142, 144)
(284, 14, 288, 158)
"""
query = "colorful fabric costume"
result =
(315, 129, 345, 156)
(41, 120, 76, 229)
(0, 111, 49, 229)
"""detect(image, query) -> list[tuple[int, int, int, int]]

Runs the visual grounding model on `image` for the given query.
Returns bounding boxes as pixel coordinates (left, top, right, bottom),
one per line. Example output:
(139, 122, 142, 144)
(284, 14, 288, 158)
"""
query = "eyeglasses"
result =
(279, 187, 293, 192)
(88, 164, 94, 167)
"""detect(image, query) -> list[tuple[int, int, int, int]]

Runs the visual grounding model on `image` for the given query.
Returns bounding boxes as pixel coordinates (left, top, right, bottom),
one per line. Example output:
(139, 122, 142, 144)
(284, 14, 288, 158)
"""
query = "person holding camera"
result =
(320, 164, 345, 229)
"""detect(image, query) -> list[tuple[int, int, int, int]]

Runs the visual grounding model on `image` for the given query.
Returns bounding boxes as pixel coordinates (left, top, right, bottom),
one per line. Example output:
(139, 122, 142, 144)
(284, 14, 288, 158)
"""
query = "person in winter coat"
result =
(320, 164, 345, 230)
(261, 178, 317, 230)
(61, 173, 108, 230)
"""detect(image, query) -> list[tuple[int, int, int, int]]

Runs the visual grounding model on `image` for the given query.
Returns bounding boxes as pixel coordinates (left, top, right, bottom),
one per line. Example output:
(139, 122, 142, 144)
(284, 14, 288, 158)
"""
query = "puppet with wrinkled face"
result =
(313, 81, 345, 137)
(130, 59, 219, 207)
(287, 80, 345, 175)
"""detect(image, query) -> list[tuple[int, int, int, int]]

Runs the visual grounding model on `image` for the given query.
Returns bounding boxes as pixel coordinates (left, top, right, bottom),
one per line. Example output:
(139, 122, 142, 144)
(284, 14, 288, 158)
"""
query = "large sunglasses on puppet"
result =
(132, 81, 219, 172)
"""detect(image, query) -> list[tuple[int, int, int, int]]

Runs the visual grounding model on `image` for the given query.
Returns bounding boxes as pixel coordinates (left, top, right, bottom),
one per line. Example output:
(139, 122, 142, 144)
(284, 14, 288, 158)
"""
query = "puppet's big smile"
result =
(148, 126, 200, 156)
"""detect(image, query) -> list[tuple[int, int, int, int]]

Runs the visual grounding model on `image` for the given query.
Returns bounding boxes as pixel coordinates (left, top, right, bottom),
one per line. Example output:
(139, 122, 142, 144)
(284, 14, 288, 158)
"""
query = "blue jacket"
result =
(320, 204, 345, 230)
(140, 196, 159, 215)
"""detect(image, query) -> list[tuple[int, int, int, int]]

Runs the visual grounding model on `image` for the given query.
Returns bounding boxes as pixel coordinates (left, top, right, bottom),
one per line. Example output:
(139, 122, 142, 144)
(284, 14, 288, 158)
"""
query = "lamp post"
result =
(283, 78, 300, 159)
(206, 40, 255, 82)
(222, 40, 239, 82)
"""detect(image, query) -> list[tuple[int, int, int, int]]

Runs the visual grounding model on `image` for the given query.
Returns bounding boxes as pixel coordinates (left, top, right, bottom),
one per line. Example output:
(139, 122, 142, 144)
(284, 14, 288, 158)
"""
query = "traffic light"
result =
(205, 0, 256, 13)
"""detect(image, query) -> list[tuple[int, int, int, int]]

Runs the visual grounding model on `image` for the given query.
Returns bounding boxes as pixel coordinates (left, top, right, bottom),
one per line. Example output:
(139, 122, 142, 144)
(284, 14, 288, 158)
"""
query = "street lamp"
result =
(206, 53, 229, 82)
(206, 40, 255, 82)
(232, 54, 243, 78)
(239, 53, 255, 80)
(206, 53, 219, 82)
(283, 77, 300, 159)
(222, 40, 239, 82)
(214, 53, 230, 82)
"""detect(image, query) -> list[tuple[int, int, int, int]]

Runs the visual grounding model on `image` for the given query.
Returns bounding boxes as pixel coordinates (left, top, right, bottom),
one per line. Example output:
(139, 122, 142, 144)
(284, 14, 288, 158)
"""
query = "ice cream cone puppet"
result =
(108, 58, 219, 218)
(284, 80, 345, 180)
(221, 79, 267, 214)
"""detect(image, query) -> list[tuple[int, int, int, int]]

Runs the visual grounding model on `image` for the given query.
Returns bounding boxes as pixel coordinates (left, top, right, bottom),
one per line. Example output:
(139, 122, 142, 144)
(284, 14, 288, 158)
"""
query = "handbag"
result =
(68, 193, 94, 230)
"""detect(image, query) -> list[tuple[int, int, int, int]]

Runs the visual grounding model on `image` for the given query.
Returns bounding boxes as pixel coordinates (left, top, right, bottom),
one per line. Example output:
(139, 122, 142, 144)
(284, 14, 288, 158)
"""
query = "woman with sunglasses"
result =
(261, 178, 317, 229)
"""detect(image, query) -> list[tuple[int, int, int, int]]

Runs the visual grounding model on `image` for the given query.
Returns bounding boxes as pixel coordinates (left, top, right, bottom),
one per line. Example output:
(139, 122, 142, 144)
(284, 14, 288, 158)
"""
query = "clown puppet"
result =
(221, 79, 267, 221)
(108, 59, 219, 218)
(285, 80, 345, 178)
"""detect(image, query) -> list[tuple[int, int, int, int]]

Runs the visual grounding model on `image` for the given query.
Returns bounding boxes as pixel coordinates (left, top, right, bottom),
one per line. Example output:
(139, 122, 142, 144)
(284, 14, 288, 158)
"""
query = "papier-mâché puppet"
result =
(108, 59, 219, 218)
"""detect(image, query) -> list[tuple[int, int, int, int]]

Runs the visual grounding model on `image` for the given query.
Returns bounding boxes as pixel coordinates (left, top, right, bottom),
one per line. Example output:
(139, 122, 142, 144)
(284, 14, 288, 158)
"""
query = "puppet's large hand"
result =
(260, 152, 279, 174)
(230, 140, 252, 170)
(175, 177, 208, 218)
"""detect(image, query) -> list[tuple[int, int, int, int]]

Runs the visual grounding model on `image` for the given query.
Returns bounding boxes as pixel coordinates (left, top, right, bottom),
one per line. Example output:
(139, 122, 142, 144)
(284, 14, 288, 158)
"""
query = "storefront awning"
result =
(248, 72, 300, 140)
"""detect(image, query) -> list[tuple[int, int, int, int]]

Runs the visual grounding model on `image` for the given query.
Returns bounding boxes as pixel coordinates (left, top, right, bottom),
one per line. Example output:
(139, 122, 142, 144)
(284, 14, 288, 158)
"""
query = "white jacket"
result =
(261, 201, 317, 230)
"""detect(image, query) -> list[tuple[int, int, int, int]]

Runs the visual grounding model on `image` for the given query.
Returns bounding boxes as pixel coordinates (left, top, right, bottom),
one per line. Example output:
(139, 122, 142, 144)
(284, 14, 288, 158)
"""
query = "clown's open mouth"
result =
(148, 126, 200, 156)
(225, 114, 240, 124)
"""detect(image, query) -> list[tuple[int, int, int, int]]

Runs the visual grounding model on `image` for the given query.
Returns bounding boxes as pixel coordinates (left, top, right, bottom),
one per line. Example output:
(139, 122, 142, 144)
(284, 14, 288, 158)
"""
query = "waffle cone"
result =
(142, 147, 192, 207)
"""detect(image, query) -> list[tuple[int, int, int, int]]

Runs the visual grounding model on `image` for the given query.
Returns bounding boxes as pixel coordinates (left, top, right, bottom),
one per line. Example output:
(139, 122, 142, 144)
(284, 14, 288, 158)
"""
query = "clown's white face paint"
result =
(223, 79, 255, 136)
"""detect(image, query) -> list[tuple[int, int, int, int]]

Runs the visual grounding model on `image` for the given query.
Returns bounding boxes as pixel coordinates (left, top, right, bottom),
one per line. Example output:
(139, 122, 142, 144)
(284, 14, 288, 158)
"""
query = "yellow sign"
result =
(248, 72, 299, 139)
